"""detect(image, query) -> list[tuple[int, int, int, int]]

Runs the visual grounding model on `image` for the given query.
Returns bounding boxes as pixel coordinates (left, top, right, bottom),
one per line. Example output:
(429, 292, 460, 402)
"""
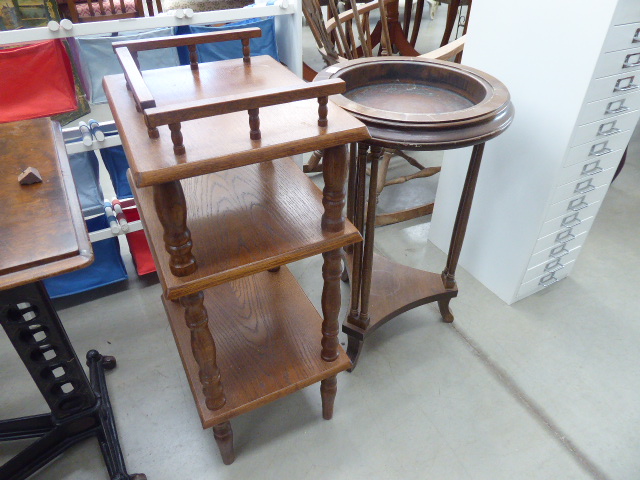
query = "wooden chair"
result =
(303, 0, 465, 225)
(61, 0, 145, 22)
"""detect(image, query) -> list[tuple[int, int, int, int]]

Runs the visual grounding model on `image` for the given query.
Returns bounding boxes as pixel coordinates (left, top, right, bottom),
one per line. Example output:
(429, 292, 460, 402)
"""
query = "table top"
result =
(315, 56, 515, 151)
(104, 55, 370, 188)
(0, 119, 92, 291)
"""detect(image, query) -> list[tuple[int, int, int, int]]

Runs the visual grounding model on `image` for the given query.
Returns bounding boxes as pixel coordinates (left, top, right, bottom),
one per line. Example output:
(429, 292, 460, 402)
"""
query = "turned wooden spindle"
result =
(318, 96, 329, 127)
(168, 123, 186, 155)
(180, 292, 226, 411)
(321, 145, 348, 233)
(248, 108, 261, 140)
(241, 38, 251, 63)
(145, 118, 159, 139)
(321, 247, 343, 362)
(213, 422, 235, 465)
(153, 181, 197, 276)
(188, 44, 199, 70)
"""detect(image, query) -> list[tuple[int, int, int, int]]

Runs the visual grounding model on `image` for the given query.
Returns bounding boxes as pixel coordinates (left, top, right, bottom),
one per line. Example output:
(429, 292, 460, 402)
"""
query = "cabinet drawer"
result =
(583, 70, 640, 103)
(517, 261, 576, 300)
(563, 133, 631, 167)
(578, 94, 640, 125)
(534, 216, 594, 254)
(523, 248, 581, 283)
(571, 109, 640, 146)
(593, 44, 640, 78)
(551, 167, 615, 204)
(593, 47, 640, 78)
(603, 23, 640, 53)
(538, 212, 595, 247)
(529, 242, 582, 272)
(558, 154, 622, 184)
(611, 0, 640, 26)
(545, 186, 607, 221)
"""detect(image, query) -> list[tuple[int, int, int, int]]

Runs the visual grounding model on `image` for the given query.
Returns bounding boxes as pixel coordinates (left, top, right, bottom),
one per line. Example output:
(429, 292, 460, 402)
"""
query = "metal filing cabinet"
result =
(430, 0, 640, 304)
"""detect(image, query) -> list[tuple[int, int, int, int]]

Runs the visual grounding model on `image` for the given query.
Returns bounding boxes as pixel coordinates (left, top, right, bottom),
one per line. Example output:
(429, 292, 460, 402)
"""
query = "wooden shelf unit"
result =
(104, 30, 370, 464)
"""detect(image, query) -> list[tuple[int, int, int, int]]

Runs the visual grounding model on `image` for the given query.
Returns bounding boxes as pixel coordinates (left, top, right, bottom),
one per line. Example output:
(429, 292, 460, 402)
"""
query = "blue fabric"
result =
(100, 145, 133, 200)
(175, 16, 278, 65)
(71, 28, 181, 104)
(68, 150, 104, 217)
(44, 215, 128, 298)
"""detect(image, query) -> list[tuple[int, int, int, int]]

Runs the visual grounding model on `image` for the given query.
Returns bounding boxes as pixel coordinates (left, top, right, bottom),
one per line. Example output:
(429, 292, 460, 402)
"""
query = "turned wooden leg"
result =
(438, 298, 455, 323)
(357, 145, 383, 330)
(345, 143, 369, 331)
(321, 145, 348, 233)
(303, 150, 324, 173)
(168, 123, 185, 155)
(376, 148, 393, 195)
(320, 375, 337, 420)
(346, 336, 364, 372)
(212, 422, 235, 465)
(442, 143, 485, 290)
(319, 145, 348, 415)
(153, 181, 197, 277)
(180, 292, 226, 411)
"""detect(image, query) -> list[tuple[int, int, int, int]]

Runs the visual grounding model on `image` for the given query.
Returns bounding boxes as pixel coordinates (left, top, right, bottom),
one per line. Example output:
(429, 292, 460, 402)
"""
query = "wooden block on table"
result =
(18, 167, 42, 185)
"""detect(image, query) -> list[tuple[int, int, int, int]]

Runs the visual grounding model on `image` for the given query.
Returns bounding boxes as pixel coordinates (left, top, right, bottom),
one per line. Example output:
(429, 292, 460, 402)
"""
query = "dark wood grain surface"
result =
(130, 157, 361, 299)
(104, 56, 370, 187)
(0, 119, 92, 290)
(163, 267, 352, 428)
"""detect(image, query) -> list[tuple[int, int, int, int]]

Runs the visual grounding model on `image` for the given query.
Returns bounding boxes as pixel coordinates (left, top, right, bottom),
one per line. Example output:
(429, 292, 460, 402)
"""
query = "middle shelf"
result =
(130, 156, 361, 299)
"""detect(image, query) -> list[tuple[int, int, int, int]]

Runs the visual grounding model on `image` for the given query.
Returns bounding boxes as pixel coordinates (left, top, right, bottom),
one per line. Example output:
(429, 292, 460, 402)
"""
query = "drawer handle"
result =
(598, 127, 621, 136)
(597, 120, 621, 136)
(561, 212, 581, 228)
(613, 77, 638, 93)
(556, 229, 576, 243)
(544, 259, 565, 274)
(605, 104, 630, 114)
(634, 28, 640, 43)
(568, 196, 589, 212)
(539, 273, 559, 287)
(581, 161, 602, 176)
(588, 142, 611, 157)
(550, 244, 569, 258)
(574, 179, 595, 194)
(622, 53, 640, 69)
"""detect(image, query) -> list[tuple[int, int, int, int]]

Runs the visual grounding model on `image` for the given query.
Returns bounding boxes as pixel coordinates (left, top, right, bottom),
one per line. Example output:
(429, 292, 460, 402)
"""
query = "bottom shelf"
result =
(162, 266, 351, 428)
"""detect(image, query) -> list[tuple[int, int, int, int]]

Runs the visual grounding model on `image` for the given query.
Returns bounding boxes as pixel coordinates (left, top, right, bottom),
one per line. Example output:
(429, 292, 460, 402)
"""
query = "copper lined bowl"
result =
(315, 57, 515, 150)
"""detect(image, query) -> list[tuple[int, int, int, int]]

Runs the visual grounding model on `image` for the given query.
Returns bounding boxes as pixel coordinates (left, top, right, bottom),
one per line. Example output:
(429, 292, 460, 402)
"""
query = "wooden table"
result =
(103, 30, 370, 464)
(316, 57, 514, 368)
(0, 119, 144, 480)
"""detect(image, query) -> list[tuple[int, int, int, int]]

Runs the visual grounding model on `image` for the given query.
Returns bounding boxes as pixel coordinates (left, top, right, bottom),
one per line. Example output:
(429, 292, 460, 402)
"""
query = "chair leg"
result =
(303, 150, 324, 173)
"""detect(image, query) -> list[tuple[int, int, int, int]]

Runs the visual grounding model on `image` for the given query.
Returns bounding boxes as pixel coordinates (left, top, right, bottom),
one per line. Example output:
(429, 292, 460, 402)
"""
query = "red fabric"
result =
(122, 207, 157, 276)
(0, 40, 77, 123)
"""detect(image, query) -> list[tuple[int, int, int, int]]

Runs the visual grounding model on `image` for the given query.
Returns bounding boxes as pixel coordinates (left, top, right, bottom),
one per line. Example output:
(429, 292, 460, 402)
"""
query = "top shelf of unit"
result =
(104, 55, 370, 187)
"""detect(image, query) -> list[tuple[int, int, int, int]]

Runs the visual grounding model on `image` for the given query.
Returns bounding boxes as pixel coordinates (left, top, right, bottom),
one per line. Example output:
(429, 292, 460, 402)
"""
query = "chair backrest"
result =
(64, 0, 145, 23)
(303, 0, 465, 70)
(303, 0, 394, 67)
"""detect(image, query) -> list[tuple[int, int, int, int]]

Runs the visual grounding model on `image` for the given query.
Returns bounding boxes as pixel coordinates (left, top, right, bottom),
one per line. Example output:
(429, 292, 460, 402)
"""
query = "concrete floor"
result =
(2, 5, 640, 480)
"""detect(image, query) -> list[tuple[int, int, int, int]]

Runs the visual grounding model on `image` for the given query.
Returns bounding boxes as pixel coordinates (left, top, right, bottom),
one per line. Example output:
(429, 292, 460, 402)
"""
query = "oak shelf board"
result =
(343, 252, 457, 340)
(104, 56, 370, 188)
(163, 267, 352, 428)
(0, 120, 93, 291)
(130, 157, 361, 300)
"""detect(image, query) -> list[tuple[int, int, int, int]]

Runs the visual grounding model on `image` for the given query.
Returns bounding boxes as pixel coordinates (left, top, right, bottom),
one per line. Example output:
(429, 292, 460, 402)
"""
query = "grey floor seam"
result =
(450, 323, 611, 480)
